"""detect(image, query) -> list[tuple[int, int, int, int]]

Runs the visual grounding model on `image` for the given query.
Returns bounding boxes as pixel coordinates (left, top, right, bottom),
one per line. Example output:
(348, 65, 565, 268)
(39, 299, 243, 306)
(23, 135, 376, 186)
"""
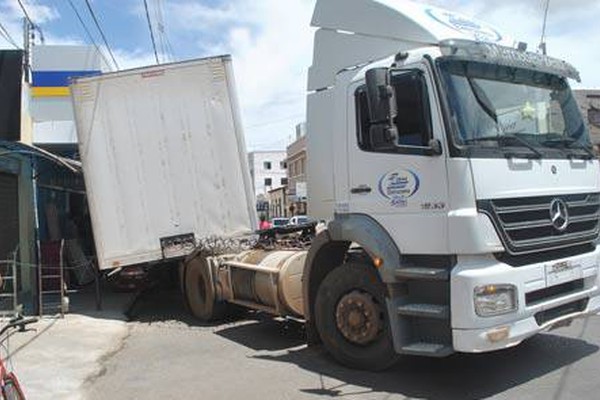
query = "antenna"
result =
(539, 0, 550, 55)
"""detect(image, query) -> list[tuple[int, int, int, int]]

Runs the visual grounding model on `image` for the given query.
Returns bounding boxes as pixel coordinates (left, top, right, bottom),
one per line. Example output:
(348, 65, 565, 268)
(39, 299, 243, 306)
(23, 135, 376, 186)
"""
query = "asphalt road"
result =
(84, 289, 600, 400)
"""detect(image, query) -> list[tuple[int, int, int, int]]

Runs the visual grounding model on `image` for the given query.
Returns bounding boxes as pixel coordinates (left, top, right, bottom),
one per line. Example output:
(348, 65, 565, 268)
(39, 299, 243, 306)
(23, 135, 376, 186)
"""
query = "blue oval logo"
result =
(378, 169, 420, 208)
(426, 8, 503, 43)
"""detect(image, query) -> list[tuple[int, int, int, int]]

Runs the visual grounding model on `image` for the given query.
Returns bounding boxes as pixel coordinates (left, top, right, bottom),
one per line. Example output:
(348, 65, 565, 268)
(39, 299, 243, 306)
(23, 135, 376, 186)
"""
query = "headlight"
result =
(474, 284, 518, 317)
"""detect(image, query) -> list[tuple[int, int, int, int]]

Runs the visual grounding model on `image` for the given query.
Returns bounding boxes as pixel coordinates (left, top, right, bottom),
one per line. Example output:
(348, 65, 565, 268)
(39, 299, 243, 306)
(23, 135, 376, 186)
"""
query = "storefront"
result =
(0, 141, 89, 314)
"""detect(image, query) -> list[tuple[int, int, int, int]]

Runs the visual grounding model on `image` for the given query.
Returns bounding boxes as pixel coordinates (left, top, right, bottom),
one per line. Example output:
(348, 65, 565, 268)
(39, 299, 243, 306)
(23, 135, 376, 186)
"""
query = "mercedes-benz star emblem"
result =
(549, 198, 569, 231)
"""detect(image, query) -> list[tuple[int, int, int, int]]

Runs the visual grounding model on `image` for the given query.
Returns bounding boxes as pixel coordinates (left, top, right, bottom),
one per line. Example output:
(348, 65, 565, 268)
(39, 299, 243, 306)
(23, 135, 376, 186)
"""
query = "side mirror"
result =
(365, 68, 391, 123)
(365, 68, 397, 146)
(427, 138, 443, 156)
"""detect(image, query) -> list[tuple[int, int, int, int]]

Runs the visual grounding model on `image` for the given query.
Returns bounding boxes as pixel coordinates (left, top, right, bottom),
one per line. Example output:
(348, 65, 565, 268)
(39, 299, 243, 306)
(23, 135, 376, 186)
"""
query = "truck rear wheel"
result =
(314, 262, 398, 371)
(183, 256, 226, 321)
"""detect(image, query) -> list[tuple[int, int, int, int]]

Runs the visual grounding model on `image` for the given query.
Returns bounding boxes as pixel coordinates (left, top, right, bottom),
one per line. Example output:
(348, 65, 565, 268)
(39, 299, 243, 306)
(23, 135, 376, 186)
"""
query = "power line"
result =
(16, 0, 34, 26)
(143, 0, 159, 64)
(153, 0, 175, 62)
(0, 19, 20, 49)
(83, 0, 119, 70)
(16, 0, 44, 43)
(66, 0, 112, 70)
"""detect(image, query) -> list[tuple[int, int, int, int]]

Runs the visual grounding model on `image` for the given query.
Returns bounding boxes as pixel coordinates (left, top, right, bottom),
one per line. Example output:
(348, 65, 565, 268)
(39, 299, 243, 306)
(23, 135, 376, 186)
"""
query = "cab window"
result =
(356, 70, 433, 153)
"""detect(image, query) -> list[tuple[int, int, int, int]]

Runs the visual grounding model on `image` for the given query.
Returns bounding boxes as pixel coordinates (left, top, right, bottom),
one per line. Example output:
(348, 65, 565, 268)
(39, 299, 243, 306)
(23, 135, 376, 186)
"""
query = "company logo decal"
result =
(426, 8, 503, 43)
(378, 169, 420, 208)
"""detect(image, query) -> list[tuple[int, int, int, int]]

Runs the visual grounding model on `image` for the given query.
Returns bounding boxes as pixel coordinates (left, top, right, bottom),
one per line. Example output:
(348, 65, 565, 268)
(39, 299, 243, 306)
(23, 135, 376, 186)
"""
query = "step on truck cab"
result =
(302, 0, 600, 368)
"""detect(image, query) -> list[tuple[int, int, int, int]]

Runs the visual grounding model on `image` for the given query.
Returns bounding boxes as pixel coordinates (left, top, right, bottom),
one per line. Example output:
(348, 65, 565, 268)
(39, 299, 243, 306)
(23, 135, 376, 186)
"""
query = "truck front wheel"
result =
(183, 256, 226, 321)
(314, 262, 398, 371)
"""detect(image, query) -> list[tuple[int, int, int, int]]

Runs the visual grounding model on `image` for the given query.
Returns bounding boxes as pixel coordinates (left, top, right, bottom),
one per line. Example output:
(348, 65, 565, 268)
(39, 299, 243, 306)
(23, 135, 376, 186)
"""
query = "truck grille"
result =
(478, 193, 600, 255)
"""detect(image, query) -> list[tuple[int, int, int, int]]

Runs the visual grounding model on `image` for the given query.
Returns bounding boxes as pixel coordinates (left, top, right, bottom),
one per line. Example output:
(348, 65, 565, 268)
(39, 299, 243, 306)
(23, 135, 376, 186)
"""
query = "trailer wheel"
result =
(314, 262, 398, 371)
(183, 256, 226, 321)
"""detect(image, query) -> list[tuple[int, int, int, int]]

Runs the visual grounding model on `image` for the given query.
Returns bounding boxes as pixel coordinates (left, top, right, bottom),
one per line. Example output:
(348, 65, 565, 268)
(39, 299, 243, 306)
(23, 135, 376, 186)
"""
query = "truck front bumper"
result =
(451, 247, 600, 353)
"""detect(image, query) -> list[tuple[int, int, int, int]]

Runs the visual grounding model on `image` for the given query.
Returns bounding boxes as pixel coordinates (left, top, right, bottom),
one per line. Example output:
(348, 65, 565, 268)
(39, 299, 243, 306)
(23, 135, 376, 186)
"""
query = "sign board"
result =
(296, 181, 307, 200)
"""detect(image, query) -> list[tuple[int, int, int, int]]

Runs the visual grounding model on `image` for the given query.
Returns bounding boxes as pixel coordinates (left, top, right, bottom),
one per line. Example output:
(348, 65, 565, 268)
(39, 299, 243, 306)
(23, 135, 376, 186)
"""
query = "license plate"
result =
(545, 261, 582, 286)
(160, 233, 196, 259)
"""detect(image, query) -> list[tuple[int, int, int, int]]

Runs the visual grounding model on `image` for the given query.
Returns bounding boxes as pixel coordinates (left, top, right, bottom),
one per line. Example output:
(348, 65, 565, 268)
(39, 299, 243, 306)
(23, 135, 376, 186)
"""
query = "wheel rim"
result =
(335, 290, 382, 345)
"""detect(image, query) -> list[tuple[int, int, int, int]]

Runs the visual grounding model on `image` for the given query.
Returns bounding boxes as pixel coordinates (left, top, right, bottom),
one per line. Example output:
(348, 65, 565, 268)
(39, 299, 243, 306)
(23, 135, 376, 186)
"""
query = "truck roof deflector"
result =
(309, 0, 577, 90)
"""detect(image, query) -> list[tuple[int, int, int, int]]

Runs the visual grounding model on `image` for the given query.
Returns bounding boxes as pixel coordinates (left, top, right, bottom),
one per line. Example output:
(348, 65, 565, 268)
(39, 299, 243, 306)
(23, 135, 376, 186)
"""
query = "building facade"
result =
(0, 45, 103, 314)
(286, 123, 307, 216)
(574, 89, 600, 145)
(31, 45, 104, 146)
(268, 186, 288, 218)
(248, 150, 287, 198)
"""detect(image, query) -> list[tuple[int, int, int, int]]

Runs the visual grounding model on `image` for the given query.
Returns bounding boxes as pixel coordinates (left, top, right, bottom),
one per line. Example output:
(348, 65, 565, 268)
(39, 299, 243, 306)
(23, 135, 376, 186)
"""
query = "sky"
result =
(0, 0, 599, 151)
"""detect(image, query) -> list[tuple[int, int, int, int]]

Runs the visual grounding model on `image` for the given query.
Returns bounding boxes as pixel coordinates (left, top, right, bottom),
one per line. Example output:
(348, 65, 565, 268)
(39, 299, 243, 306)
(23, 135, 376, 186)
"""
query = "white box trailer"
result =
(71, 56, 257, 270)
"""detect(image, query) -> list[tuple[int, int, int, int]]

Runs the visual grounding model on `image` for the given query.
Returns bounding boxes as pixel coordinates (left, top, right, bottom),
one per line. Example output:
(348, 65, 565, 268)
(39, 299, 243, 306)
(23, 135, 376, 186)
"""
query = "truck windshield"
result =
(438, 59, 593, 159)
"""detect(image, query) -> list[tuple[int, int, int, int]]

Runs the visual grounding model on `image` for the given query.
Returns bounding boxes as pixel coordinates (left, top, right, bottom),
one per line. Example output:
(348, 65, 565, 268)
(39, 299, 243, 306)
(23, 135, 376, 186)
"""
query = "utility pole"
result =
(22, 18, 34, 83)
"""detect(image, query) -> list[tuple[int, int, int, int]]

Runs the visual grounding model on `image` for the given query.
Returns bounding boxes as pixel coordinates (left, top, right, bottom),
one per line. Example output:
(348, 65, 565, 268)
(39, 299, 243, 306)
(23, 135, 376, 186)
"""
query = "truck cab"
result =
(305, 0, 600, 368)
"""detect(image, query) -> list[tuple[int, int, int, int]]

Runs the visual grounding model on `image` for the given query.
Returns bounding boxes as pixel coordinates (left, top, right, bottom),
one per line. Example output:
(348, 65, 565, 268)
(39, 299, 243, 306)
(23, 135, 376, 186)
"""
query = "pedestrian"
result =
(259, 214, 271, 230)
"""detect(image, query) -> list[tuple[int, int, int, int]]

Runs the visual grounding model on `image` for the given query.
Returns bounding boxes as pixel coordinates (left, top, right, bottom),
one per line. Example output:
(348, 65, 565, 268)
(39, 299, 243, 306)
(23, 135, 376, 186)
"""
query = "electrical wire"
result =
(16, 0, 44, 43)
(0, 19, 20, 49)
(66, 0, 112, 71)
(16, 0, 34, 26)
(82, 0, 119, 70)
(153, 0, 175, 62)
(143, 0, 160, 64)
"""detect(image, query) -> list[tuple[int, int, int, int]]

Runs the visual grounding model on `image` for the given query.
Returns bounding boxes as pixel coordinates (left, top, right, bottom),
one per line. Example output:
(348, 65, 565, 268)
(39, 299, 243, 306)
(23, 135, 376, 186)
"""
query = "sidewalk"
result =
(5, 289, 134, 400)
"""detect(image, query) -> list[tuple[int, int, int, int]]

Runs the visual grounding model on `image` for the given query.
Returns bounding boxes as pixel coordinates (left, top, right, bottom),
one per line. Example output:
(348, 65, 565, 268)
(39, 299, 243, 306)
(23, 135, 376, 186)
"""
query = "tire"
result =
(183, 256, 227, 321)
(314, 262, 398, 371)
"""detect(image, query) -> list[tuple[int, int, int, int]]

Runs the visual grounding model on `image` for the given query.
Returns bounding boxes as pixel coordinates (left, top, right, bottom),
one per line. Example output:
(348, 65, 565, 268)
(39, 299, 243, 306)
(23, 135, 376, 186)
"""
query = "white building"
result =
(31, 45, 106, 147)
(248, 151, 287, 199)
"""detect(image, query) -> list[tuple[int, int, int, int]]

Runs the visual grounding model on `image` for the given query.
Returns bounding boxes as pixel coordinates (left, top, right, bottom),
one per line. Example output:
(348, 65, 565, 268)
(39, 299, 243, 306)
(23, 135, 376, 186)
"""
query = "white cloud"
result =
(0, 0, 60, 48)
(5, 0, 59, 25)
(3, 0, 597, 151)
(163, 0, 600, 150)
(166, 0, 315, 150)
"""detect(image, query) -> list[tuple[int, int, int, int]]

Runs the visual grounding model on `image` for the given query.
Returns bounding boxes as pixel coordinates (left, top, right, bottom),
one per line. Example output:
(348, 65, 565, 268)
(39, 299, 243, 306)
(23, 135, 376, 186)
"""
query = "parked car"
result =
(289, 215, 310, 225)
(270, 218, 289, 227)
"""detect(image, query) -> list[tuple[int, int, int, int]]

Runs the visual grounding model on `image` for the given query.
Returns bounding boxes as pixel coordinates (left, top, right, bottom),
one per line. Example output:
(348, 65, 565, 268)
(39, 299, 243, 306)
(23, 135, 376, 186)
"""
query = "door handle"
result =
(351, 185, 372, 194)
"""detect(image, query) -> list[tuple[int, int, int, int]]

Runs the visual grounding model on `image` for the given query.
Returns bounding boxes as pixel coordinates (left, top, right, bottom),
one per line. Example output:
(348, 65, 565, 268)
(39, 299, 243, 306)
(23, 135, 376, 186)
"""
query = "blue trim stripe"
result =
(32, 70, 101, 87)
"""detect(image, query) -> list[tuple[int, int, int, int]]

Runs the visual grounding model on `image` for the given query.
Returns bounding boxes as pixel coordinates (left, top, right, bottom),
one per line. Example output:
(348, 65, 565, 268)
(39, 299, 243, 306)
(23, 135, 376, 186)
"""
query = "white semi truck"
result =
(74, 0, 600, 371)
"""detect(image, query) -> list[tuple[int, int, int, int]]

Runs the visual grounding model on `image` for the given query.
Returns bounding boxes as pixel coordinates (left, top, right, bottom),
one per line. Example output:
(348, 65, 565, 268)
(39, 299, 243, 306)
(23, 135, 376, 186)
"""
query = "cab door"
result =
(346, 63, 450, 254)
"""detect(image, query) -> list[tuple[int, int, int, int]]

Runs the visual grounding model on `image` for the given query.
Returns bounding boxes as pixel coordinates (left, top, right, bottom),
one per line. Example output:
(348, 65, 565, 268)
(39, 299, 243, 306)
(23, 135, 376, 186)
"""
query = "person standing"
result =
(259, 214, 271, 230)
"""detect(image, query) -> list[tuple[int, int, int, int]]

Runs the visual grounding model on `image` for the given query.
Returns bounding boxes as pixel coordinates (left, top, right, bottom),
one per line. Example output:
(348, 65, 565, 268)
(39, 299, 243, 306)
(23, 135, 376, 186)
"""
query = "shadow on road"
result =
(113, 286, 600, 399)
(216, 317, 306, 351)
(219, 316, 599, 399)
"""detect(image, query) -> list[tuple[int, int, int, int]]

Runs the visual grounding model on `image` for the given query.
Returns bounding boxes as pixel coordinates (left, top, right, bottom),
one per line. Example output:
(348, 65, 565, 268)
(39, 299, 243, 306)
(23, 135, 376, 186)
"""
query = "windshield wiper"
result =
(464, 134, 543, 159)
(467, 77, 498, 123)
(542, 137, 595, 159)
